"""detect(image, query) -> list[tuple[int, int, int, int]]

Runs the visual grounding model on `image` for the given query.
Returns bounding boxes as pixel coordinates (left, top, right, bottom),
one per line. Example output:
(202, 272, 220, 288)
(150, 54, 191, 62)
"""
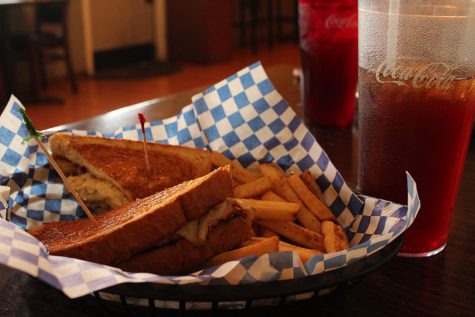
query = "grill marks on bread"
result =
(71, 143, 197, 199)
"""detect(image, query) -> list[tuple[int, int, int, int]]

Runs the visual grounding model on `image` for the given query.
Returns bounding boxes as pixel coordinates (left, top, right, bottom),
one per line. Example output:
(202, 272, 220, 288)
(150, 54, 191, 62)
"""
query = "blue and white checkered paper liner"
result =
(0, 62, 420, 299)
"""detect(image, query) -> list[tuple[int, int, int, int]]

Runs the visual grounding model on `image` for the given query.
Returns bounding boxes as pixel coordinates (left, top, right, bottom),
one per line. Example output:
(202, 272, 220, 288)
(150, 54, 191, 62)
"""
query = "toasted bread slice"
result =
(120, 214, 253, 275)
(28, 166, 233, 265)
(49, 133, 212, 211)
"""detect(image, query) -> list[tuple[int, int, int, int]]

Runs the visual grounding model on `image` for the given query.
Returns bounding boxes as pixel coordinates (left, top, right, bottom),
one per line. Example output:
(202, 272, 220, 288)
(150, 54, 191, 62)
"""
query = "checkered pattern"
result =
(0, 63, 421, 300)
(192, 62, 363, 228)
(0, 98, 205, 230)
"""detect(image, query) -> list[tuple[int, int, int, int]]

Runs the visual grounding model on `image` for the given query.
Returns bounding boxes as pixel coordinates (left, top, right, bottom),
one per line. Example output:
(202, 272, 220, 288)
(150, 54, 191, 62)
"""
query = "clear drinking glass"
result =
(358, 0, 475, 257)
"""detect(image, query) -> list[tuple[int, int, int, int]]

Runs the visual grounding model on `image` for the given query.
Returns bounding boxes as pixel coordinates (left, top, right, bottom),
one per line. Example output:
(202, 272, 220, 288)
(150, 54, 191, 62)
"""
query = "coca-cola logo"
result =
(375, 61, 458, 90)
(324, 14, 358, 29)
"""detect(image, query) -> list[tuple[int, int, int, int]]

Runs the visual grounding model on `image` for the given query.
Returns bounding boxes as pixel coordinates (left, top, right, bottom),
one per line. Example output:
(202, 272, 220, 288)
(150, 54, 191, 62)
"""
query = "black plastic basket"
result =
(92, 236, 403, 315)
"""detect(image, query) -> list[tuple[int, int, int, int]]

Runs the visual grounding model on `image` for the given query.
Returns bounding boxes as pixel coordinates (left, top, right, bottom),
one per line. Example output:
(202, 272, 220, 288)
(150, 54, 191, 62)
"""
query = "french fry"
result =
(259, 164, 300, 202)
(278, 241, 322, 263)
(287, 174, 335, 221)
(296, 207, 321, 233)
(207, 236, 279, 266)
(235, 198, 300, 221)
(255, 219, 325, 251)
(259, 164, 323, 233)
(258, 163, 286, 181)
(261, 191, 285, 202)
(321, 221, 349, 253)
(234, 177, 273, 198)
(210, 151, 258, 184)
(301, 170, 325, 201)
(230, 161, 259, 183)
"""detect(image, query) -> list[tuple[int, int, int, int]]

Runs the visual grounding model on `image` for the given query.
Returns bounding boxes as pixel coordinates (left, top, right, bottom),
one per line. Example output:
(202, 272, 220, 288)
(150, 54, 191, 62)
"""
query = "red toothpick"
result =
(138, 113, 151, 172)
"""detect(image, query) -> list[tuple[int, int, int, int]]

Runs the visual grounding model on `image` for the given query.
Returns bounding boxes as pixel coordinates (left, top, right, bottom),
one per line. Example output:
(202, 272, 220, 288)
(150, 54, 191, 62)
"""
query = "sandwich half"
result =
(49, 133, 212, 212)
(119, 197, 254, 275)
(29, 166, 254, 275)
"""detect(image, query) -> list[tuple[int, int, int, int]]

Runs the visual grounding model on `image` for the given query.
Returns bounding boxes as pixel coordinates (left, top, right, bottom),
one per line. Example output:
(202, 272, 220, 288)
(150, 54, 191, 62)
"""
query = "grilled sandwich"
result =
(29, 166, 254, 275)
(49, 133, 212, 213)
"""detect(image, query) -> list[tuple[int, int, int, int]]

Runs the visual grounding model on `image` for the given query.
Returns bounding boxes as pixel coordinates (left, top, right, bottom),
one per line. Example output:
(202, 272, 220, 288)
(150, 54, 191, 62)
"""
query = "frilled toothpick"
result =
(19, 108, 97, 224)
(138, 113, 151, 172)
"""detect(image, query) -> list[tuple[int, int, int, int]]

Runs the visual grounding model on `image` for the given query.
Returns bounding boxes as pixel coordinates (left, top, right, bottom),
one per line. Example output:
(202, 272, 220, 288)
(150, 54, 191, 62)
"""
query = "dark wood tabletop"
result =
(1, 64, 474, 317)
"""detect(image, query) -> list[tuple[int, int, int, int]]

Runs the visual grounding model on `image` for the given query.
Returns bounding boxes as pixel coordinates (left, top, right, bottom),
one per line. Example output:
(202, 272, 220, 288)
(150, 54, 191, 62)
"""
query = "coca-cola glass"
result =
(299, 0, 358, 127)
(358, 0, 475, 257)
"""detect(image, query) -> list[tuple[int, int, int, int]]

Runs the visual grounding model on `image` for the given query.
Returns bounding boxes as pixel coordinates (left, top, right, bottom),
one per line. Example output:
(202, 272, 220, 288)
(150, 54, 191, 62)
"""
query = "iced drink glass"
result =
(358, 0, 475, 257)
(299, 0, 358, 127)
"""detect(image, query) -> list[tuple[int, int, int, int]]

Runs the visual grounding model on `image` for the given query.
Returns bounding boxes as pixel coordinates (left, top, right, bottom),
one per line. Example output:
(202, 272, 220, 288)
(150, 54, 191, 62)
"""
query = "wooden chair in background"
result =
(9, 0, 77, 100)
(236, 0, 299, 53)
(237, 0, 275, 53)
(276, 0, 299, 43)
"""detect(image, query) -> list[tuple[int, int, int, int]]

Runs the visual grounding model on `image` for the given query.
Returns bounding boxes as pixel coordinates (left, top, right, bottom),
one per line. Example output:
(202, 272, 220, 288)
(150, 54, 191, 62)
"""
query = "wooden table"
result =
(1, 65, 474, 316)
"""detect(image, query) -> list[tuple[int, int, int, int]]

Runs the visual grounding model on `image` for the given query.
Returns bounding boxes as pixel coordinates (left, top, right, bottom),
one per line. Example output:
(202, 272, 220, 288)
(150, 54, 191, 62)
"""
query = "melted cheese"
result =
(177, 198, 254, 246)
(68, 173, 131, 211)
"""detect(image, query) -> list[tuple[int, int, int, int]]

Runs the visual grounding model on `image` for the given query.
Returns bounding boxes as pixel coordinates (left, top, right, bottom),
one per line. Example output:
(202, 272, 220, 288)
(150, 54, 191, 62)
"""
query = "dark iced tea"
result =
(358, 67, 475, 254)
(299, 0, 358, 127)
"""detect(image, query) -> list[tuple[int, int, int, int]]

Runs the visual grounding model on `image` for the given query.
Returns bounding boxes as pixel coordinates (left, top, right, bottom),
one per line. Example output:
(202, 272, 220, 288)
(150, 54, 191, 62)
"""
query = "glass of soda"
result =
(358, 0, 475, 257)
(299, 0, 358, 128)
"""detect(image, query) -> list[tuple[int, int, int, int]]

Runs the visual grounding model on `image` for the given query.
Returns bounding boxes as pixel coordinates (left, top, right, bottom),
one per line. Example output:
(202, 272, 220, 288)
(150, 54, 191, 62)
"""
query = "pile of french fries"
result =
(207, 152, 349, 266)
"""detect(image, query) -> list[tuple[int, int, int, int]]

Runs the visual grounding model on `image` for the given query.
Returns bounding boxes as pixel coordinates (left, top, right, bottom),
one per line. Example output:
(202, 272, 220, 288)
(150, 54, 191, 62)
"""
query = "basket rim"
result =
(97, 236, 403, 302)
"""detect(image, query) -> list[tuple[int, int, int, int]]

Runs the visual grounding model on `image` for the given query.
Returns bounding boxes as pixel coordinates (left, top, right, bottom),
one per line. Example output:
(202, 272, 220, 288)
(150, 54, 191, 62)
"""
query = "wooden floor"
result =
(22, 43, 299, 130)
